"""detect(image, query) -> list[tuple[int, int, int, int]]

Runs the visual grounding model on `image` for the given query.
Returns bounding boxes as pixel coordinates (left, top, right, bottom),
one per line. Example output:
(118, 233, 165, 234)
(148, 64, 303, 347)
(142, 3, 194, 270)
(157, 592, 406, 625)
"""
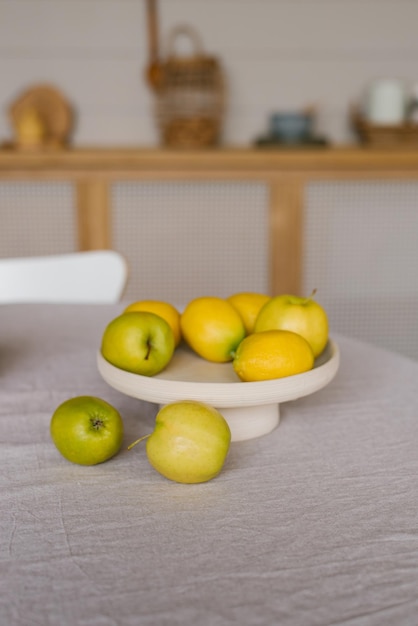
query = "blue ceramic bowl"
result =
(269, 112, 312, 143)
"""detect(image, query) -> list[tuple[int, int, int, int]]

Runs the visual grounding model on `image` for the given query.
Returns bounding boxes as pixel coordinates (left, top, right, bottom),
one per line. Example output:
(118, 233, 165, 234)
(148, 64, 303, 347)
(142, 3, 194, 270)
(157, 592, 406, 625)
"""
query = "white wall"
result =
(1, 0, 418, 147)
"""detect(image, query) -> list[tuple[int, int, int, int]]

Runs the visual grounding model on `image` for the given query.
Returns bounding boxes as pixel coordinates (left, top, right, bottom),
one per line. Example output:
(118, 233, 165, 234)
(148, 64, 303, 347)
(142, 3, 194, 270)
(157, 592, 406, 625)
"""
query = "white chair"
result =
(0, 250, 128, 304)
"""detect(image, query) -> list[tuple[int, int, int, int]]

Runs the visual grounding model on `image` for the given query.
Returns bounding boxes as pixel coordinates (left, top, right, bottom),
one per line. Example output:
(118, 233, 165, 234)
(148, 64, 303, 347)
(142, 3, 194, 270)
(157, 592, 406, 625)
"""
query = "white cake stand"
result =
(97, 339, 340, 442)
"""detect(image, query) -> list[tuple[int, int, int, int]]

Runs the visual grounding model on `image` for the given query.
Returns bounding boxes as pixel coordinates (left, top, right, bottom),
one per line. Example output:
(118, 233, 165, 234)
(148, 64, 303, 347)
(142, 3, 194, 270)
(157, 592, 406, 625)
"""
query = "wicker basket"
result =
(352, 108, 418, 147)
(154, 25, 225, 149)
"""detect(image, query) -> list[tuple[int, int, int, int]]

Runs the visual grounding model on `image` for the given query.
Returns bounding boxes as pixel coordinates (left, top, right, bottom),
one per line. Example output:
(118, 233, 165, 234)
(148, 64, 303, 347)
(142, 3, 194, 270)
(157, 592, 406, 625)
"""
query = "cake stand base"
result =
(218, 403, 280, 441)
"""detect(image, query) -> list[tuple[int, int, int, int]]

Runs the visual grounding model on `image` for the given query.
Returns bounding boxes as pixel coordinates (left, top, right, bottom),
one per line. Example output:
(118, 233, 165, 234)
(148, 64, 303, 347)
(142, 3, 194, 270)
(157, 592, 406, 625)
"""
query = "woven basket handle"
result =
(164, 25, 204, 59)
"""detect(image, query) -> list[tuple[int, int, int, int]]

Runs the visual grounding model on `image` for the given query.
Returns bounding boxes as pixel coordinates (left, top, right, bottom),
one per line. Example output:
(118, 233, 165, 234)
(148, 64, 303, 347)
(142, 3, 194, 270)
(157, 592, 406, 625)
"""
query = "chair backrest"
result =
(0, 250, 128, 303)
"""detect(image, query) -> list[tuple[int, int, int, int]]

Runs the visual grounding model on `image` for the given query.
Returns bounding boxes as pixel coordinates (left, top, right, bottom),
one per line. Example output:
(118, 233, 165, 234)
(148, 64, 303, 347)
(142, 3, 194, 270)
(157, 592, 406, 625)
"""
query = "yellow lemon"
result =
(227, 292, 271, 334)
(124, 300, 181, 346)
(180, 296, 246, 363)
(233, 329, 314, 382)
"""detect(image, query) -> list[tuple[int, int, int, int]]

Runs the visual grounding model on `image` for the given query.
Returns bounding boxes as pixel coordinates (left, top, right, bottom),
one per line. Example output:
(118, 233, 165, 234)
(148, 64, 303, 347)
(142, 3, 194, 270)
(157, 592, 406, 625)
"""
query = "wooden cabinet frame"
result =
(2, 147, 418, 294)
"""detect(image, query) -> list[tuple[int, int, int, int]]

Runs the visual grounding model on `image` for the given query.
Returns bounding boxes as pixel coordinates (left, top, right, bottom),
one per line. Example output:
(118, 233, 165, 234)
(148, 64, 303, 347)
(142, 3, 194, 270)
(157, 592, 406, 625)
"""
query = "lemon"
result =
(180, 296, 246, 363)
(233, 329, 314, 382)
(124, 300, 181, 346)
(227, 292, 271, 334)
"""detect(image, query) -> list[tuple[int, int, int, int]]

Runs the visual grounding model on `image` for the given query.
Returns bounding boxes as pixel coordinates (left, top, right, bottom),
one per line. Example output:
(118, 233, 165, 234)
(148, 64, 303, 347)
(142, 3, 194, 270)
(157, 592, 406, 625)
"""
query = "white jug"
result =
(365, 78, 407, 125)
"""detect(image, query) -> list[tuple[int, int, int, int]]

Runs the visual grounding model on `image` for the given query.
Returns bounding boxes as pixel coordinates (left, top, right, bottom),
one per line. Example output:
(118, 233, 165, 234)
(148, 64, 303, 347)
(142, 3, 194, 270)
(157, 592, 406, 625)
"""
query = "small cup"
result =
(269, 112, 312, 144)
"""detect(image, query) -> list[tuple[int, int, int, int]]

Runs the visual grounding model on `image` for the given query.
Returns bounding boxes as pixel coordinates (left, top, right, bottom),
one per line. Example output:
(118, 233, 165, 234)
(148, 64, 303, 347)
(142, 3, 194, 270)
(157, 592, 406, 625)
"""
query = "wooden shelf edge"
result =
(2, 145, 418, 176)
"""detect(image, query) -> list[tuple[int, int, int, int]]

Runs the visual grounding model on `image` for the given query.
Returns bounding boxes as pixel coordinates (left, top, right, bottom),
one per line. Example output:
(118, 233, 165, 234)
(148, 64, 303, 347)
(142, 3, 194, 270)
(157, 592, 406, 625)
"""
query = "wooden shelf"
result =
(2, 145, 418, 175)
(2, 145, 418, 294)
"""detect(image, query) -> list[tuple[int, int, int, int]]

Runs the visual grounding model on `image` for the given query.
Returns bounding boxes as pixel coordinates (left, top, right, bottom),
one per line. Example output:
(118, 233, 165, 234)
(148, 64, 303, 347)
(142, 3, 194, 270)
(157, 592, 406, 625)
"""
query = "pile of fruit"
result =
(50, 291, 329, 484)
(100, 291, 329, 382)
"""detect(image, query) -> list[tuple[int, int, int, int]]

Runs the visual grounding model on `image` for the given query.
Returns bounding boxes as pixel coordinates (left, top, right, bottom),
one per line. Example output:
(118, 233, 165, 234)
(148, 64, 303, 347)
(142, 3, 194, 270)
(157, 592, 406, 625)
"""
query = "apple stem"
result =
(145, 339, 152, 361)
(302, 288, 317, 304)
(127, 434, 151, 450)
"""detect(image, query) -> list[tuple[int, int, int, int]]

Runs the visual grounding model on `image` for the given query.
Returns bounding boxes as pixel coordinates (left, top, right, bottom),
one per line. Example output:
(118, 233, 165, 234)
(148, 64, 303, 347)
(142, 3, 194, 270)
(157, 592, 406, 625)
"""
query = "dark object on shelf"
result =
(254, 135, 329, 149)
(254, 107, 328, 149)
(269, 111, 314, 144)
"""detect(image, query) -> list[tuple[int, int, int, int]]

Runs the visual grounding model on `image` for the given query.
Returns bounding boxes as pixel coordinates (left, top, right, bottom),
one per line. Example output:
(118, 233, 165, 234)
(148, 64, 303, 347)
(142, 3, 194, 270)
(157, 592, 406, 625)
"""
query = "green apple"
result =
(101, 311, 175, 376)
(254, 291, 329, 357)
(129, 400, 231, 483)
(50, 396, 124, 465)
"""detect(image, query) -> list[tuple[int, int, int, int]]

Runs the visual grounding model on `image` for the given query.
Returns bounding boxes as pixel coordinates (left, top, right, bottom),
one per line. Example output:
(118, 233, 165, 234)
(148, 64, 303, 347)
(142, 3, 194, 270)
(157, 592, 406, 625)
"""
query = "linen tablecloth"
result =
(1, 303, 418, 626)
